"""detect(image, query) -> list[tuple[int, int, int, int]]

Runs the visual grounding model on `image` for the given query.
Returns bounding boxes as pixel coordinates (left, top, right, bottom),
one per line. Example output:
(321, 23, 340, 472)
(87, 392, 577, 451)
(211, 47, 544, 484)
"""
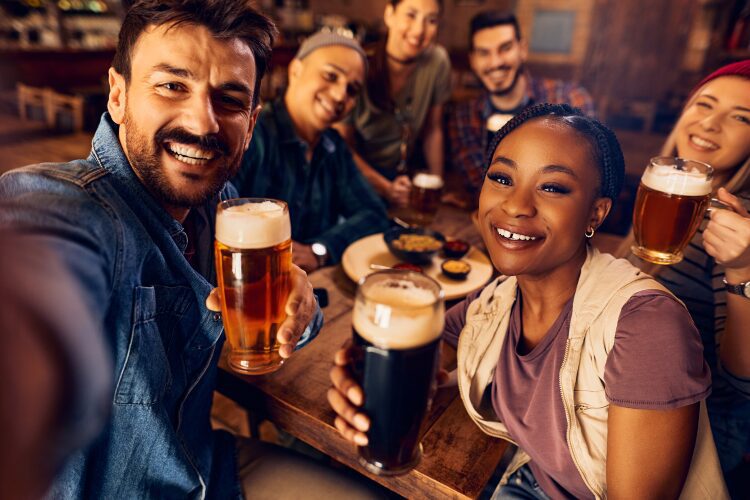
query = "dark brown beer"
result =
(351, 272, 444, 475)
(631, 159, 712, 265)
(215, 199, 292, 375)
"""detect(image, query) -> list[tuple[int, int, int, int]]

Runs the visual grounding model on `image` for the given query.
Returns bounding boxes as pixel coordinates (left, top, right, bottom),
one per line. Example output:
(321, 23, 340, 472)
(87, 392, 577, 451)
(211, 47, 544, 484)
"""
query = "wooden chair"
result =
(17, 83, 48, 124)
(46, 91, 84, 132)
(17, 83, 85, 132)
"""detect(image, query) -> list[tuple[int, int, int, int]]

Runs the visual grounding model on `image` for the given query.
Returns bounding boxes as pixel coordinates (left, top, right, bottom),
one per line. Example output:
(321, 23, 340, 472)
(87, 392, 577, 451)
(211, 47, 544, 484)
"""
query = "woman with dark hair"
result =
(335, 0, 450, 208)
(329, 104, 727, 498)
(618, 60, 750, 486)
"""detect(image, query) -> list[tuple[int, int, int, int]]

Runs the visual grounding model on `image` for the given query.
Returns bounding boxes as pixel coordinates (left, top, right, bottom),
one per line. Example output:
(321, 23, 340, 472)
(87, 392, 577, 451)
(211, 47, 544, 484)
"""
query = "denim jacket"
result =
(0, 114, 321, 499)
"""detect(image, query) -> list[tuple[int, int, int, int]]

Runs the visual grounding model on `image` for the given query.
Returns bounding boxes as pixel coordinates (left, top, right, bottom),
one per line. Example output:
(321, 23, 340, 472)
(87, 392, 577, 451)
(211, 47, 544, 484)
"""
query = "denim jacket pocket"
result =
(115, 285, 192, 405)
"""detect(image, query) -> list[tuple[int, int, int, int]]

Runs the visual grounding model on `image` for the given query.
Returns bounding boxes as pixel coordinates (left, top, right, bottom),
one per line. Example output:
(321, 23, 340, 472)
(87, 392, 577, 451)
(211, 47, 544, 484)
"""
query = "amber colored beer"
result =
(631, 158, 712, 265)
(351, 271, 444, 476)
(215, 199, 292, 375)
(406, 173, 443, 227)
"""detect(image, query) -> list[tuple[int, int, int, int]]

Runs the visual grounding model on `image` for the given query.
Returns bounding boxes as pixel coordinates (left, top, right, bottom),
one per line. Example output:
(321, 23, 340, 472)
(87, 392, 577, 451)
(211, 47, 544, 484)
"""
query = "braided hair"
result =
(484, 103, 625, 203)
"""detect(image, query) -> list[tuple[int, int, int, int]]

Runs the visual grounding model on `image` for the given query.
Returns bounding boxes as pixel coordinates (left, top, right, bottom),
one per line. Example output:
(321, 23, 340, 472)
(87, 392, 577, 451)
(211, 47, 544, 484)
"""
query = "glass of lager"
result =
(631, 157, 713, 265)
(351, 270, 444, 475)
(407, 172, 443, 227)
(215, 198, 292, 375)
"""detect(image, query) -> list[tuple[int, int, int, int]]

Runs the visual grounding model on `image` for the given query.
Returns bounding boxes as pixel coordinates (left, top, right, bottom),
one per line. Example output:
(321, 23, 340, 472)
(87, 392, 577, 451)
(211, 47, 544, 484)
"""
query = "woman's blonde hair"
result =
(658, 85, 750, 194)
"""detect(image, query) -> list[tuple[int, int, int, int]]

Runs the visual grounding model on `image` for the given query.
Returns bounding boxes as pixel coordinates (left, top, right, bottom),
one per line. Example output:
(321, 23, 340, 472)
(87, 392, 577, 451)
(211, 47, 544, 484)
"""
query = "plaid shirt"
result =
(447, 75, 595, 196)
(232, 99, 389, 263)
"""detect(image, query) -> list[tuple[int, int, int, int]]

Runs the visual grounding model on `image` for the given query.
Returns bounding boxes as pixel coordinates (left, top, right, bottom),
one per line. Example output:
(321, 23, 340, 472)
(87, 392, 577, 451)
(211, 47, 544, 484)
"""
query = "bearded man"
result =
(0, 1, 382, 498)
(447, 10, 595, 201)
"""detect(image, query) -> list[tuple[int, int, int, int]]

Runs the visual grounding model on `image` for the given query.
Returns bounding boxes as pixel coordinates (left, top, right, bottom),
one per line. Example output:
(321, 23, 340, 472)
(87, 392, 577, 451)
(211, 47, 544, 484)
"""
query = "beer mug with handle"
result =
(351, 270, 444, 475)
(631, 157, 722, 265)
(215, 198, 292, 375)
(407, 172, 444, 227)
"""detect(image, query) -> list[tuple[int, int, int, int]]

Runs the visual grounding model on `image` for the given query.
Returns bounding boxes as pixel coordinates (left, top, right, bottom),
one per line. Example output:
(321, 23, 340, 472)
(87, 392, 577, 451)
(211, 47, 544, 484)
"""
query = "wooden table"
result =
(217, 204, 509, 499)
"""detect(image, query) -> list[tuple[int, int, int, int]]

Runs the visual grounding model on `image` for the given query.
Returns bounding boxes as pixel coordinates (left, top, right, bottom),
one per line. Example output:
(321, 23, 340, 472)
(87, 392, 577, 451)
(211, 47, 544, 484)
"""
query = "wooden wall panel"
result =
(309, 0, 388, 24)
(581, 0, 700, 104)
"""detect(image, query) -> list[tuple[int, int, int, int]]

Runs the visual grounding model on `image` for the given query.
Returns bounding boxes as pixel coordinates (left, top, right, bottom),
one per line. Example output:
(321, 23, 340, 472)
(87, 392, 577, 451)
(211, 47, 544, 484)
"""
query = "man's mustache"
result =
(155, 127, 230, 157)
(483, 65, 513, 76)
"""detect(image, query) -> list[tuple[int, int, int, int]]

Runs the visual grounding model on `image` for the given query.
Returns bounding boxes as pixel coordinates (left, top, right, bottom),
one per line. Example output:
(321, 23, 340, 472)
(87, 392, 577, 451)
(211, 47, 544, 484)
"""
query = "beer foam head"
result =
(642, 163, 712, 196)
(216, 201, 291, 249)
(413, 173, 444, 190)
(353, 278, 444, 349)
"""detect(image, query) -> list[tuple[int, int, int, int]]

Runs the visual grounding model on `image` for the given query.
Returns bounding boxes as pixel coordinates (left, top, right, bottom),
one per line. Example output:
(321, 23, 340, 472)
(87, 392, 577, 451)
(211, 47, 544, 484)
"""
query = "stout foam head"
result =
(413, 173, 444, 190)
(353, 278, 444, 350)
(641, 163, 712, 197)
(216, 200, 291, 249)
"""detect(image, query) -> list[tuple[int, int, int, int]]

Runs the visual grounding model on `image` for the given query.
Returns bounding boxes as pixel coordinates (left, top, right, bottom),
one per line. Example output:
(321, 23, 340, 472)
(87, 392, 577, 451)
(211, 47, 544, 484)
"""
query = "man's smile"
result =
(164, 142, 218, 166)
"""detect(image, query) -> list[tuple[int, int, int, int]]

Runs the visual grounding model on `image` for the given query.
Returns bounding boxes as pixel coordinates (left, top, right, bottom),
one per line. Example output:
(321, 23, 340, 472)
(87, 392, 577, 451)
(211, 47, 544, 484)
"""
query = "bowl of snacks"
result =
(441, 259, 471, 280)
(384, 227, 446, 265)
(443, 239, 470, 259)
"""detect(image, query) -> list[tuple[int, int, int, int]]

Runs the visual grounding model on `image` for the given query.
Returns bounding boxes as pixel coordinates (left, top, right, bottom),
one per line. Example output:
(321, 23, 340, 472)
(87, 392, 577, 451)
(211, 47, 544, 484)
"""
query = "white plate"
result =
(341, 233, 495, 301)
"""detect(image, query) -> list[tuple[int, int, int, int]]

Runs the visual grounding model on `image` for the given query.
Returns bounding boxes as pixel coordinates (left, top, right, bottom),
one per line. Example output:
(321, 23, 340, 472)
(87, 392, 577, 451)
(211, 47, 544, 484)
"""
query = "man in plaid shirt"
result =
(447, 11, 595, 201)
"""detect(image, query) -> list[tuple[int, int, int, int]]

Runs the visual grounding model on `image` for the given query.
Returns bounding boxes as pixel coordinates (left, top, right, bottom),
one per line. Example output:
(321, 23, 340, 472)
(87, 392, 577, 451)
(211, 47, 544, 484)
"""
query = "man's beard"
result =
(123, 110, 239, 209)
(486, 63, 524, 97)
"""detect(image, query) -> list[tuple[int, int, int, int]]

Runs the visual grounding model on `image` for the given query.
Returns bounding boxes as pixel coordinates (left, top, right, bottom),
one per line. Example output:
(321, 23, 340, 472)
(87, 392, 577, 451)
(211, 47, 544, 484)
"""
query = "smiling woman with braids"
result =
(329, 104, 727, 499)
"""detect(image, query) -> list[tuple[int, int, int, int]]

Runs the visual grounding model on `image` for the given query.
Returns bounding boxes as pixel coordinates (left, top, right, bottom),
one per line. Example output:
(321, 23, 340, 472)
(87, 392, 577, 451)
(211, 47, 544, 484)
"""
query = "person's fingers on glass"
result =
(703, 188, 750, 269)
(205, 288, 221, 312)
(328, 346, 369, 445)
(277, 264, 314, 358)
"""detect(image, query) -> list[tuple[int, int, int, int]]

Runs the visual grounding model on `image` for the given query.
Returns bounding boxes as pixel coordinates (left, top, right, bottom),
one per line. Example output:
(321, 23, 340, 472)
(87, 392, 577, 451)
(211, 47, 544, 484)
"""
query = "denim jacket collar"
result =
(90, 113, 228, 353)
(90, 113, 190, 245)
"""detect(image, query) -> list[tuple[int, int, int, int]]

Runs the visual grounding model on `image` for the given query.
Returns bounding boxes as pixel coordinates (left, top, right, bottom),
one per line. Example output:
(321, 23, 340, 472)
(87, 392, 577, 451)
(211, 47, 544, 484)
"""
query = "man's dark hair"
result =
(388, 0, 443, 11)
(113, 0, 277, 107)
(485, 103, 625, 203)
(469, 10, 520, 50)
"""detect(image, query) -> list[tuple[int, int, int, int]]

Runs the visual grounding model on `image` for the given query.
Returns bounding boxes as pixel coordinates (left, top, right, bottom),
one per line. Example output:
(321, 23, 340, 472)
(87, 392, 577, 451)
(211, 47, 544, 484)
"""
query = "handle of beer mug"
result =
(708, 198, 734, 213)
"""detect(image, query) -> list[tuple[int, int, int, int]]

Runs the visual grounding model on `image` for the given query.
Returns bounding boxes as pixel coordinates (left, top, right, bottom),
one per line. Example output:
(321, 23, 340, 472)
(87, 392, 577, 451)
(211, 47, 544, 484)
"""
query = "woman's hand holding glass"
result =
(328, 344, 370, 446)
(327, 344, 454, 447)
(388, 175, 412, 208)
(704, 187, 750, 278)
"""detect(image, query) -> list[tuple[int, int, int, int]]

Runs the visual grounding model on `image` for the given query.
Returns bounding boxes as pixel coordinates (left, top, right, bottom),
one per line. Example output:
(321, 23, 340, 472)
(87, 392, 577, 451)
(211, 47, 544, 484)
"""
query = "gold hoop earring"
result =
(585, 227, 595, 239)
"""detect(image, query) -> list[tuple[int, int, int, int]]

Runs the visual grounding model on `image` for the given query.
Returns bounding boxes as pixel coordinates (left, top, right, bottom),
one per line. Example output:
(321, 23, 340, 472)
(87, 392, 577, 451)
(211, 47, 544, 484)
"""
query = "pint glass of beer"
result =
(631, 157, 713, 265)
(351, 270, 444, 475)
(215, 198, 292, 375)
(407, 173, 444, 227)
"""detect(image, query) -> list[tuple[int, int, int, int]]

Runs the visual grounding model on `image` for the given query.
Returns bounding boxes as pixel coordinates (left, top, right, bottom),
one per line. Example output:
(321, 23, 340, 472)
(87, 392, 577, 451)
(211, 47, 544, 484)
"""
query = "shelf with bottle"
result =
(0, 0, 121, 50)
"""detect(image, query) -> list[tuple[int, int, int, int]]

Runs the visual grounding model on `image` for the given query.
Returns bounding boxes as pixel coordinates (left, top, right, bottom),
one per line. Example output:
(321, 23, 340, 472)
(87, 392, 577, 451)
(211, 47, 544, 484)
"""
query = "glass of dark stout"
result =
(351, 270, 445, 475)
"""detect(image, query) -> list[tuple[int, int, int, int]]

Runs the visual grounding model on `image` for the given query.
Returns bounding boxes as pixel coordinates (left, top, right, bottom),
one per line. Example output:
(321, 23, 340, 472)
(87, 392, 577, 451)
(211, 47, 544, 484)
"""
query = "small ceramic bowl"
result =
(441, 259, 471, 280)
(443, 239, 470, 259)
